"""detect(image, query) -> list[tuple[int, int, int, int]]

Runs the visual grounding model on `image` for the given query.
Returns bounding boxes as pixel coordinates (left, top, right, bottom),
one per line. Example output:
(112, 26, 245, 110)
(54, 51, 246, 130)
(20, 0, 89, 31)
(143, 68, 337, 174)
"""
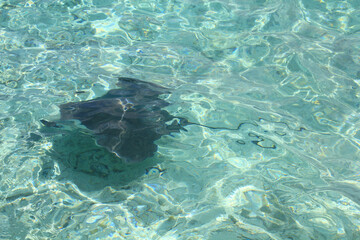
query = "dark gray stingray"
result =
(57, 77, 188, 163)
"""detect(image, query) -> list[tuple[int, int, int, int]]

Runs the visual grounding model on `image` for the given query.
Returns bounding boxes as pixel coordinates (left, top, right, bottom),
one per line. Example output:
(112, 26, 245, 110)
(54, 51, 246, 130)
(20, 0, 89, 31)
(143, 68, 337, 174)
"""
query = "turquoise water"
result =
(1, 0, 360, 239)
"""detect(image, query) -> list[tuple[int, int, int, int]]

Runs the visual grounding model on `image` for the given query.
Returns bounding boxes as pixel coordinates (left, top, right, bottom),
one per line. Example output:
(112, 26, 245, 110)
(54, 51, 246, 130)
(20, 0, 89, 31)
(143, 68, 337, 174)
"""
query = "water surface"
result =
(1, 0, 360, 239)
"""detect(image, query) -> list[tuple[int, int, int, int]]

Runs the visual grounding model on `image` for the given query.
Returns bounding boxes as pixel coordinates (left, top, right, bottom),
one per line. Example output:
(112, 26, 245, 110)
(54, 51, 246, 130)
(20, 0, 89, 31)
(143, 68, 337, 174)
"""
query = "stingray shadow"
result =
(39, 128, 164, 192)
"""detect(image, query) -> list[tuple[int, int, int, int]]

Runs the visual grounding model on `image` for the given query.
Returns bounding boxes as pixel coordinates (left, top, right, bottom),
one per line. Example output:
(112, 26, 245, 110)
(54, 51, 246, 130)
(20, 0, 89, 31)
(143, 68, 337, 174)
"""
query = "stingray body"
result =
(59, 77, 186, 163)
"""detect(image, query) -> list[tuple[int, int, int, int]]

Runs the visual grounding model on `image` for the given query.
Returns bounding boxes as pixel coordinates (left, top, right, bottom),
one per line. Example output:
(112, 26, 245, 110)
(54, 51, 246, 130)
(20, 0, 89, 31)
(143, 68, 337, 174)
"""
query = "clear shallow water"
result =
(1, 0, 360, 239)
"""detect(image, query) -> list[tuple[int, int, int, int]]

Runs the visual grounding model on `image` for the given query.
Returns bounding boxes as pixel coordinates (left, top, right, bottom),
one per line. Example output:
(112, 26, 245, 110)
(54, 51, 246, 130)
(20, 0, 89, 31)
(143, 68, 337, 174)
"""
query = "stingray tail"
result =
(173, 117, 243, 131)
(166, 118, 188, 133)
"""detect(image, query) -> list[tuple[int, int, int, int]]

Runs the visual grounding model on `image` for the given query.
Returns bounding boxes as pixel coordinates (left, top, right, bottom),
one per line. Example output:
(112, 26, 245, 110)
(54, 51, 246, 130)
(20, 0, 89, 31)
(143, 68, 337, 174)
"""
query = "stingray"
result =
(42, 77, 189, 163)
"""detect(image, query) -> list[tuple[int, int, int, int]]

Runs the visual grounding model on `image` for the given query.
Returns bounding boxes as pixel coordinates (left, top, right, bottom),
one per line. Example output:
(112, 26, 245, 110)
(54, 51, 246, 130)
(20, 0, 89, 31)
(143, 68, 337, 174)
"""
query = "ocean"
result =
(0, 0, 360, 239)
